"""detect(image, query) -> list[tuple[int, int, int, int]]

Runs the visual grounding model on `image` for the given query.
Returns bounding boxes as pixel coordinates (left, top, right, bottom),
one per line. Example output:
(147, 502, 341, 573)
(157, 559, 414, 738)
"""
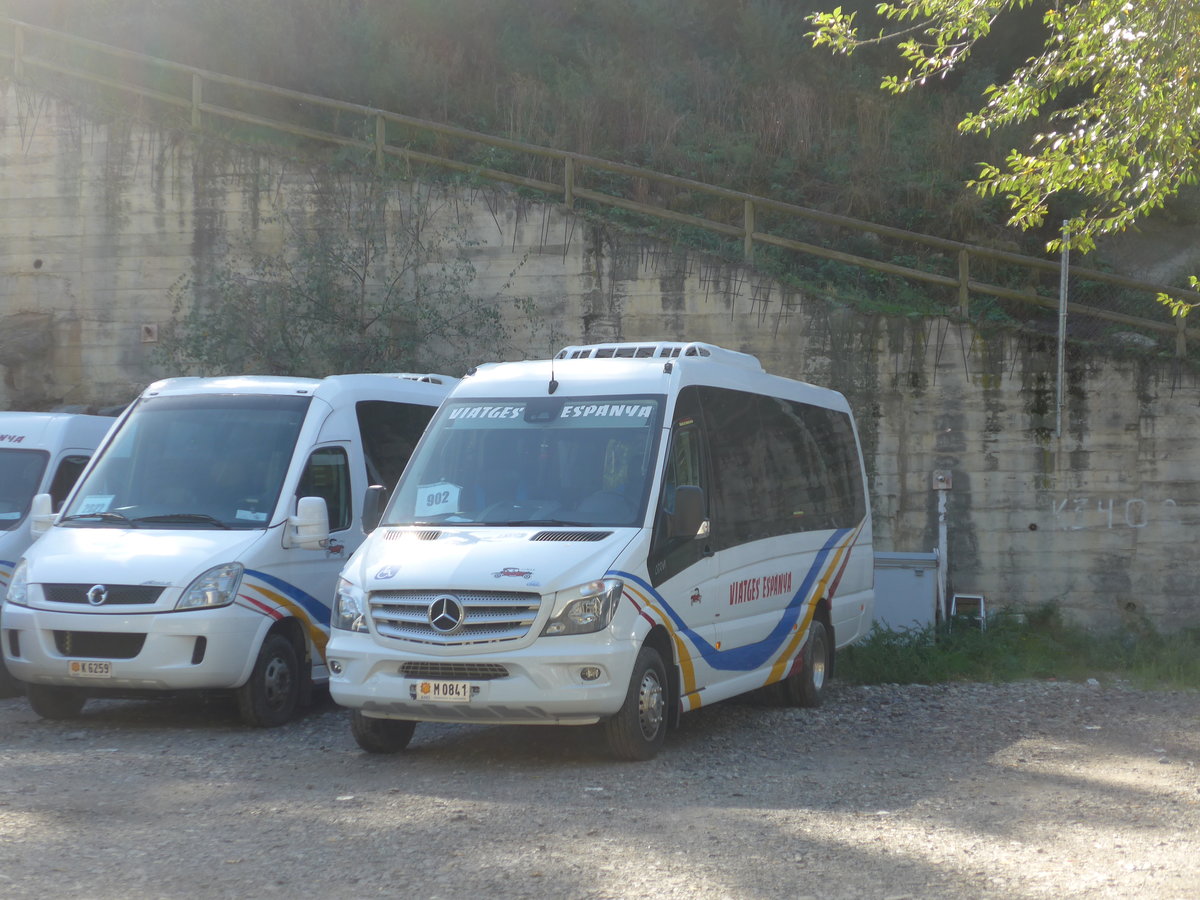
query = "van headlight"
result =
(176, 563, 244, 610)
(5, 560, 29, 607)
(541, 578, 622, 636)
(332, 578, 368, 633)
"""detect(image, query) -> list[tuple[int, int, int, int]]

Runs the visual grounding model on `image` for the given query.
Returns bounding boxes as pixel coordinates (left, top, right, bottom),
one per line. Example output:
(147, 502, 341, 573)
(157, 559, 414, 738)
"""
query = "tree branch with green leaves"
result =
(810, 1, 1200, 315)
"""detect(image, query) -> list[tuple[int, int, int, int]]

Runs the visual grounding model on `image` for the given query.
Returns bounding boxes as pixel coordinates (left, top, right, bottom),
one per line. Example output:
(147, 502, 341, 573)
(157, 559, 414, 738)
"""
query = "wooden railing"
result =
(4, 16, 1198, 355)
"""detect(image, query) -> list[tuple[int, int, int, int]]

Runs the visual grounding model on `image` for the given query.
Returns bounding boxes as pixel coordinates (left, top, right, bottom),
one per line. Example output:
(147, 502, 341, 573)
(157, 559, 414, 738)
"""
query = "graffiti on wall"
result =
(1051, 497, 1181, 531)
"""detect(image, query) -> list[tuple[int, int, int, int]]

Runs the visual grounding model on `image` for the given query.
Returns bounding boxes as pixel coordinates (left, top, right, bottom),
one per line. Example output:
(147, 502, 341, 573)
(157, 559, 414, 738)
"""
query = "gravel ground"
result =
(0, 679, 1197, 900)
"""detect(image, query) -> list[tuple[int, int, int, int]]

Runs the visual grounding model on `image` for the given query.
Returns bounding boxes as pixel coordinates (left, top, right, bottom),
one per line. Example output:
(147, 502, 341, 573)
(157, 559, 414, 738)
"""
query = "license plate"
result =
(68, 660, 111, 678)
(416, 680, 472, 703)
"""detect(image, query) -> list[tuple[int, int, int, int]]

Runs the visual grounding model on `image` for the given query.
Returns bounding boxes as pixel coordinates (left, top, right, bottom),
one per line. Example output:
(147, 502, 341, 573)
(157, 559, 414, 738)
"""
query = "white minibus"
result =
(0, 412, 116, 696)
(327, 342, 874, 759)
(2, 373, 455, 725)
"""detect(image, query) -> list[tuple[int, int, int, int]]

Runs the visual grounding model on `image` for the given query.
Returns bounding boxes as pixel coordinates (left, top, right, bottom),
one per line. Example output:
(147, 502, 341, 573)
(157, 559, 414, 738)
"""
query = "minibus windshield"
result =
(60, 394, 311, 530)
(0, 449, 49, 531)
(388, 395, 664, 527)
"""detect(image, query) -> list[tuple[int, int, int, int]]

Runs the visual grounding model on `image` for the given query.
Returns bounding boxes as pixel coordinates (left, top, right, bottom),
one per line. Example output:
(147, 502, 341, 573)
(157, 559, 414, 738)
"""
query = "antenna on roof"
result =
(548, 355, 559, 395)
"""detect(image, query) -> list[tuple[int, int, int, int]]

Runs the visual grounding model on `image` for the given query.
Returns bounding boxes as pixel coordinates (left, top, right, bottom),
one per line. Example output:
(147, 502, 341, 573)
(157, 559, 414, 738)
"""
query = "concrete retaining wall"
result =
(3, 83, 1197, 630)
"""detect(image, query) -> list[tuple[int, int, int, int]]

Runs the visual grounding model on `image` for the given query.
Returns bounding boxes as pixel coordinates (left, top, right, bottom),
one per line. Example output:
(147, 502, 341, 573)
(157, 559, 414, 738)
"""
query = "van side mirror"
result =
(29, 493, 55, 538)
(672, 485, 709, 540)
(361, 484, 388, 533)
(286, 496, 330, 550)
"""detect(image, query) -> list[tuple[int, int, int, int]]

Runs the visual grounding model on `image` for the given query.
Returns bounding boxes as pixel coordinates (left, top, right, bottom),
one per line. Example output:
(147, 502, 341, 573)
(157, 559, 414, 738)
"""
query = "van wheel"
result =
(27, 685, 86, 719)
(778, 619, 831, 708)
(236, 633, 300, 727)
(603, 646, 667, 761)
(0, 657, 24, 699)
(351, 710, 415, 753)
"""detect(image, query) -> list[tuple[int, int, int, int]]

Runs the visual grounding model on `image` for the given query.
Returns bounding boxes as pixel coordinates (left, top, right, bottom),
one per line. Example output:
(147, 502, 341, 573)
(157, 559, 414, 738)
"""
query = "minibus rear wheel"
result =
(237, 633, 300, 728)
(351, 710, 416, 753)
(603, 645, 667, 761)
(778, 619, 831, 708)
(27, 684, 86, 719)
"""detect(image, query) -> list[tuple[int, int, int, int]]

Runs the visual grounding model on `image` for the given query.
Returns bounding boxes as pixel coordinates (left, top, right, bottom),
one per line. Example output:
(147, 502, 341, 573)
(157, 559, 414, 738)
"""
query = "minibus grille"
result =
(54, 631, 146, 659)
(369, 590, 541, 645)
(43, 584, 165, 606)
(399, 662, 509, 680)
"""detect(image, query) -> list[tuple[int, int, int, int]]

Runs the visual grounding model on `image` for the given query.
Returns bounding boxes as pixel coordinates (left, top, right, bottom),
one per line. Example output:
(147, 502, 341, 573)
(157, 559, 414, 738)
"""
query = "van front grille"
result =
(43, 584, 164, 606)
(54, 631, 145, 659)
(369, 590, 541, 646)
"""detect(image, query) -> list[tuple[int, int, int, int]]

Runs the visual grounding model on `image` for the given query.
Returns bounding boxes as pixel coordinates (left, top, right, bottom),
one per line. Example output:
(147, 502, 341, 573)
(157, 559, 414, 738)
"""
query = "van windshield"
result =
(0, 449, 49, 531)
(387, 395, 664, 527)
(60, 394, 311, 530)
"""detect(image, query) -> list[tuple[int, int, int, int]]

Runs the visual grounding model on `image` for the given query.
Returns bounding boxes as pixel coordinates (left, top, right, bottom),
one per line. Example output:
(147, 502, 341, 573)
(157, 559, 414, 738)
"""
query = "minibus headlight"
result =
(176, 563, 244, 610)
(542, 578, 623, 636)
(5, 560, 29, 607)
(332, 578, 369, 633)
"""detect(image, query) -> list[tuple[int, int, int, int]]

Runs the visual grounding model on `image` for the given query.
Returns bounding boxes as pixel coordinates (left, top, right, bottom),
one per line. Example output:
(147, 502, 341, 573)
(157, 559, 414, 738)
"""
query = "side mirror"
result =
(361, 484, 388, 534)
(286, 496, 330, 550)
(29, 493, 55, 538)
(671, 485, 709, 540)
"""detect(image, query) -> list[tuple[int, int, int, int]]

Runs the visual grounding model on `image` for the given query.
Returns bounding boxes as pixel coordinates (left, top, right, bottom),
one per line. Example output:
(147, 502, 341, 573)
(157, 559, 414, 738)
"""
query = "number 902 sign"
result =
(416, 482, 460, 516)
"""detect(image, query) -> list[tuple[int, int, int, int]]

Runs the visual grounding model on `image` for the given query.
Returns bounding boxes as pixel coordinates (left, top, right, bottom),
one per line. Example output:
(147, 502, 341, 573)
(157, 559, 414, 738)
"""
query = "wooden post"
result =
(564, 156, 575, 208)
(958, 249, 970, 317)
(191, 73, 202, 129)
(13, 25, 23, 81)
(375, 114, 385, 171)
(744, 199, 755, 263)
(1176, 312, 1188, 359)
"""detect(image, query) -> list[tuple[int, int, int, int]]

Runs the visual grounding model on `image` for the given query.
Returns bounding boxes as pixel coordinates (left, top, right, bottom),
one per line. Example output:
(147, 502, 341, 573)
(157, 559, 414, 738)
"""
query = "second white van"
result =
(0, 412, 117, 696)
(2, 373, 455, 725)
(327, 342, 874, 759)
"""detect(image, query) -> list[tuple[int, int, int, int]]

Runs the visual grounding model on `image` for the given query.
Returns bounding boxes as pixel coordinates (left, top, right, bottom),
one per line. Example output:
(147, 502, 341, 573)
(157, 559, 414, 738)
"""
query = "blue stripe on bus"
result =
(614, 527, 849, 671)
(243, 568, 331, 627)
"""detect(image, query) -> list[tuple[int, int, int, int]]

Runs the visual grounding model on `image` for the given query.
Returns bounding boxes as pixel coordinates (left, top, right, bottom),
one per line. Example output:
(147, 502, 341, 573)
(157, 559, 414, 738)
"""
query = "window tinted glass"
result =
(62, 394, 310, 529)
(49, 454, 91, 511)
(387, 396, 663, 527)
(649, 388, 711, 587)
(298, 447, 352, 532)
(697, 386, 865, 550)
(355, 400, 436, 492)
(0, 449, 49, 531)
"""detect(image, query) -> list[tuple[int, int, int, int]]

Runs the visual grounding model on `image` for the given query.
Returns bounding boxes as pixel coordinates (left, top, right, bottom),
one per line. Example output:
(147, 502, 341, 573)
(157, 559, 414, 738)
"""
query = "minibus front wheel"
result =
(27, 684, 86, 720)
(351, 710, 415, 753)
(603, 645, 667, 761)
(237, 632, 301, 727)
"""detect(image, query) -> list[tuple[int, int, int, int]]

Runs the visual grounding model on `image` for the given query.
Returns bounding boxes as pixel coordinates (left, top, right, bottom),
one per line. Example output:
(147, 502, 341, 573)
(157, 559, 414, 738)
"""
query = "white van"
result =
(1, 373, 456, 725)
(327, 342, 874, 759)
(0, 412, 117, 696)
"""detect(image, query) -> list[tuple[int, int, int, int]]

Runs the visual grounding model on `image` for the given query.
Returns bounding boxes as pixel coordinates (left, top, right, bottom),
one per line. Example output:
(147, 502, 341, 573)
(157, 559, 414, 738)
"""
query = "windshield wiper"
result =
(132, 513, 233, 529)
(59, 511, 139, 527)
(491, 518, 592, 527)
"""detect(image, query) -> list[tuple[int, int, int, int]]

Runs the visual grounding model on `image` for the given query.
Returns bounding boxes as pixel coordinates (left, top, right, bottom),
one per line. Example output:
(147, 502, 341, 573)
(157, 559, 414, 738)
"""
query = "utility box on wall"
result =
(873, 551, 940, 632)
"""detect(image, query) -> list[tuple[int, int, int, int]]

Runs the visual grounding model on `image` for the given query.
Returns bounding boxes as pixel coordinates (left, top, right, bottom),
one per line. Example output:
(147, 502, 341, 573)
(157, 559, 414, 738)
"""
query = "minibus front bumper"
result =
(327, 631, 638, 725)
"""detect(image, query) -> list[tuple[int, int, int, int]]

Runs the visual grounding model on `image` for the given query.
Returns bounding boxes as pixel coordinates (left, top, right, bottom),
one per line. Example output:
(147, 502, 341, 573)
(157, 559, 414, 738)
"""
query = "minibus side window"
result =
(48, 454, 91, 511)
(297, 447, 351, 532)
(355, 401, 436, 495)
(697, 387, 770, 550)
(805, 406, 867, 526)
(700, 388, 866, 548)
(649, 389, 711, 587)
